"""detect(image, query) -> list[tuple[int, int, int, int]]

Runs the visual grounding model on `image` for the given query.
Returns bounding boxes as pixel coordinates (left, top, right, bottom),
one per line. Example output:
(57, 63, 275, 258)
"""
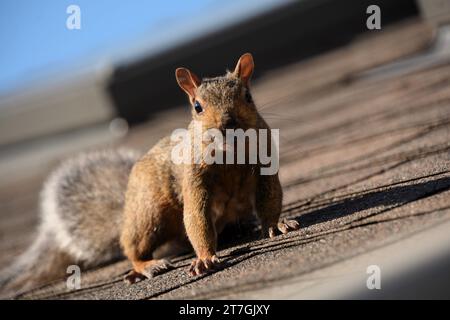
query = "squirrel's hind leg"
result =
(120, 204, 183, 285)
(124, 259, 174, 284)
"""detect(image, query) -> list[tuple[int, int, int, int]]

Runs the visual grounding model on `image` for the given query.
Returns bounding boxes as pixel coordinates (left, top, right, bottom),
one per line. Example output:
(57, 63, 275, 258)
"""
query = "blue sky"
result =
(0, 0, 287, 95)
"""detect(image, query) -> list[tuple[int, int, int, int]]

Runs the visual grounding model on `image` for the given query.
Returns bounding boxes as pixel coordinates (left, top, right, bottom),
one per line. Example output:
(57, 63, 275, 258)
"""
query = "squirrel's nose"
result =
(222, 115, 238, 130)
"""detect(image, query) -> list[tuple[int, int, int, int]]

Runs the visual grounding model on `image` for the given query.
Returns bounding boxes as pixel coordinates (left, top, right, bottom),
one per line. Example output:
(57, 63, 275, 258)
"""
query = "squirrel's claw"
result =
(124, 259, 174, 285)
(266, 218, 300, 238)
(141, 259, 174, 279)
(189, 255, 221, 276)
(279, 219, 300, 233)
(124, 270, 146, 285)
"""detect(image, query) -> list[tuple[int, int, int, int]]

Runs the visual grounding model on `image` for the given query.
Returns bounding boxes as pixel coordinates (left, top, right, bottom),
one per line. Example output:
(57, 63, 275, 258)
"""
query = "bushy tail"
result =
(0, 229, 74, 298)
(0, 148, 141, 298)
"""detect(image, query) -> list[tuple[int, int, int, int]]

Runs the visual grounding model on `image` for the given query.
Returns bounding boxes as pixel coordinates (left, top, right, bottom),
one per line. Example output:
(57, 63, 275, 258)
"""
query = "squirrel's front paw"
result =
(189, 255, 221, 276)
(264, 218, 300, 238)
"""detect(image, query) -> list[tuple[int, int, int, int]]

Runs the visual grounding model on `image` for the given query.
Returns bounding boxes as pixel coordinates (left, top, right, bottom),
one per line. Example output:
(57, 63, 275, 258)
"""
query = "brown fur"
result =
(1, 54, 299, 295)
(1, 54, 299, 294)
(120, 53, 299, 282)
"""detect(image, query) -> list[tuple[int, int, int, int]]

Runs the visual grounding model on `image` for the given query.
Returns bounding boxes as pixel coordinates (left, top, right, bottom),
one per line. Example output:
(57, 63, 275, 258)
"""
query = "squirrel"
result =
(0, 53, 299, 293)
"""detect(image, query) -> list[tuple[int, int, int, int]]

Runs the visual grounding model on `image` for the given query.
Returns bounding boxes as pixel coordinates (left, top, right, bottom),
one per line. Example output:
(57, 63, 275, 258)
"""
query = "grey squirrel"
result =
(0, 53, 299, 293)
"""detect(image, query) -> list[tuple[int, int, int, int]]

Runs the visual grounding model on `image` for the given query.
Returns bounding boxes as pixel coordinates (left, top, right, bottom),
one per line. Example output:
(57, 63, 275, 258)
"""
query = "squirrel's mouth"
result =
(206, 126, 251, 154)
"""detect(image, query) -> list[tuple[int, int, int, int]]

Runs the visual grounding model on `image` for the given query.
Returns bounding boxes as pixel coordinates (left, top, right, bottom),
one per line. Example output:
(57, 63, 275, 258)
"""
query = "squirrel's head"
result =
(175, 53, 258, 131)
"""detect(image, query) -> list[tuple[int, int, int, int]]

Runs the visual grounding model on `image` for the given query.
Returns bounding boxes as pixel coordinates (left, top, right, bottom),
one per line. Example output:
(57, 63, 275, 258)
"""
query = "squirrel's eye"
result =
(194, 101, 203, 113)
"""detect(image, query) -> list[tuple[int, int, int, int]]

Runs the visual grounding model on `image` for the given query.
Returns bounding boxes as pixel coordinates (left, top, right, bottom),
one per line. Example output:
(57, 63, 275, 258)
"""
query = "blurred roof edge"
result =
(0, 0, 419, 148)
(0, 0, 291, 103)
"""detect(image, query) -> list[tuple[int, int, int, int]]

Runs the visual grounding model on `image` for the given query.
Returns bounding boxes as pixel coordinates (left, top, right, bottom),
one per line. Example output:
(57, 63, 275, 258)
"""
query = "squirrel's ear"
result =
(234, 53, 254, 86)
(175, 68, 201, 101)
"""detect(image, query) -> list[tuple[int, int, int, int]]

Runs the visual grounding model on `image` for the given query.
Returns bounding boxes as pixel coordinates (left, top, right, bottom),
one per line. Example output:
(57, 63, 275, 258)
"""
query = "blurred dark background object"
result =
(0, 0, 421, 148)
(108, 0, 419, 124)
